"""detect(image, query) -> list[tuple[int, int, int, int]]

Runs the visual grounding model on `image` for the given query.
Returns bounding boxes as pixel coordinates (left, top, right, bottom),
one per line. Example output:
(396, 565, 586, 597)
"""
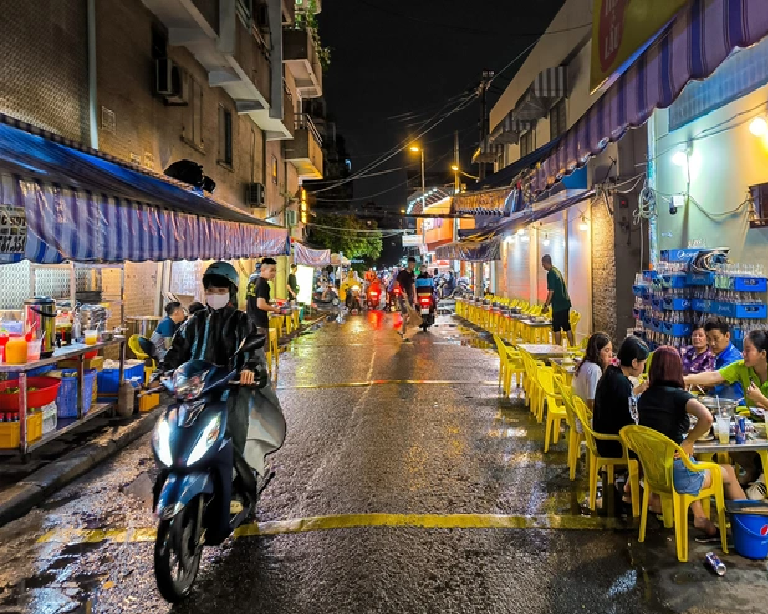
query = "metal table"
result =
(0, 336, 126, 456)
(518, 344, 570, 359)
(694, 439, 768, 471)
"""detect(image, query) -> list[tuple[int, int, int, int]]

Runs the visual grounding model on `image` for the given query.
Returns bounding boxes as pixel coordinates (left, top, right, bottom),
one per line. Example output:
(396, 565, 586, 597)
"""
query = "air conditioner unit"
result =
(245, 183, 265, 207)
(286, 210, 298, 226)
(155, 59, 188, 104)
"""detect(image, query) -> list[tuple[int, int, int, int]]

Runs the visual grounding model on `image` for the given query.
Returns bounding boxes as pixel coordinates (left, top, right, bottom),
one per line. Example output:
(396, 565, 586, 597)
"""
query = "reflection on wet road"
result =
(1, 312, 767, 613)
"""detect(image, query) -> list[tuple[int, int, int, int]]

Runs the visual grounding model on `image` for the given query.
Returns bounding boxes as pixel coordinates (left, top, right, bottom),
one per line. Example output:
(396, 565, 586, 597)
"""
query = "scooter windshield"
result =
(165, 360, 234, 399)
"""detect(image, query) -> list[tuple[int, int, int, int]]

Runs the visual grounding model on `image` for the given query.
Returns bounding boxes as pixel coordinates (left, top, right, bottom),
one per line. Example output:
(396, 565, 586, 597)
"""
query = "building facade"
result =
(0, 0, 327, 307)
(476, 0, 647, 342)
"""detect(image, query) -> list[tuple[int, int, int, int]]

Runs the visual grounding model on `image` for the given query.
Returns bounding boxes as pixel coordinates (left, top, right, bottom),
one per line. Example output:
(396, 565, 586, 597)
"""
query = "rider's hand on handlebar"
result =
(240, 369, 256, 386)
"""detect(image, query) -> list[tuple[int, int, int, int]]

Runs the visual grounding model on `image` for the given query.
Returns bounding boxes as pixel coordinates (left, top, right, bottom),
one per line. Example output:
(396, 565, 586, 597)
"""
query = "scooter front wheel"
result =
(154, 496, 203, 602)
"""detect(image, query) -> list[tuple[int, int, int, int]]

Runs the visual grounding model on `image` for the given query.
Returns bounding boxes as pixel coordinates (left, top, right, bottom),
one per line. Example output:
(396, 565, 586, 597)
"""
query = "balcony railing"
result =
(296, 113, 322, 148)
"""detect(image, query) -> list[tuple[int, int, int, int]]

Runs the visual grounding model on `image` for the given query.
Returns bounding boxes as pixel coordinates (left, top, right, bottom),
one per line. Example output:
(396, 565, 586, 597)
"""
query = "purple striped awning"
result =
(532, 0, 768, 194)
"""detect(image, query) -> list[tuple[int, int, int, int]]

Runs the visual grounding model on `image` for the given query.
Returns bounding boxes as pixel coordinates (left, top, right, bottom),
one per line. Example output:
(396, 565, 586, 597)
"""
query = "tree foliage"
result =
(309, 214, 383, 264)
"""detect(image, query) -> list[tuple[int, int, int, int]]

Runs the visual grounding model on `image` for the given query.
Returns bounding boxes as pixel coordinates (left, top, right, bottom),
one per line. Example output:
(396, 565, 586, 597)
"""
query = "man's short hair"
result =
(541, 254, 552, 265)
(407, 256, 416, 264)
(290, 263, 297, 269)
(704, 316, 730, 336)
(262, 257, 277, 266)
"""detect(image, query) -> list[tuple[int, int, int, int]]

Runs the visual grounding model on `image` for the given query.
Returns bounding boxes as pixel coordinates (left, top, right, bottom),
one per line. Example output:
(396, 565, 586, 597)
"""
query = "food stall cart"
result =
(0, 338, 126, 456)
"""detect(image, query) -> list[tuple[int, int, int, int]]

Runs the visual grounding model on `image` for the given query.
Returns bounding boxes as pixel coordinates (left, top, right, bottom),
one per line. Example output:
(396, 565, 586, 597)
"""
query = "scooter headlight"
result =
(186, 414, 222, 466)
(172, 367, 208, 401)
(153, 418, 173, 467)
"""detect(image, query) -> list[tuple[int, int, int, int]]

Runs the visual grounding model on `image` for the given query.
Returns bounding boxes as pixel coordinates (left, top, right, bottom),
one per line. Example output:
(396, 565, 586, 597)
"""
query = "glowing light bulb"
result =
(750, 117, 768, 137)
(579, 216, 589, 231)
(672, 150, 688, 167)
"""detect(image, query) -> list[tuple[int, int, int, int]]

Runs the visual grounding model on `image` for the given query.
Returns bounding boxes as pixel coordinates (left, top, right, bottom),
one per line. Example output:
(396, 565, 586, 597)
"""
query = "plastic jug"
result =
(5, 336, 27, 364)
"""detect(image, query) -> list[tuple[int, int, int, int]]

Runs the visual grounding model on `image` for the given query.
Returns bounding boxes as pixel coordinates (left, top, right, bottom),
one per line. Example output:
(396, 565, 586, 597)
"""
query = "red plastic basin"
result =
(0, 377, 62, 410)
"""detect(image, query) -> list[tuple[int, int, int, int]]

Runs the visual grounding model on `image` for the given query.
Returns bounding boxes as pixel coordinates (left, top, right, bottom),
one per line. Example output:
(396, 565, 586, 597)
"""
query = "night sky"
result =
(317, 0, 569, 214)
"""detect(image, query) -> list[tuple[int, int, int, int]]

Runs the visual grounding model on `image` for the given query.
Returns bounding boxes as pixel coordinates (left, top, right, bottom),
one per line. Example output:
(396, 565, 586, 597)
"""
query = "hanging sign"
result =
(590, 0, 687, 92)
(0, 204, 26, 254)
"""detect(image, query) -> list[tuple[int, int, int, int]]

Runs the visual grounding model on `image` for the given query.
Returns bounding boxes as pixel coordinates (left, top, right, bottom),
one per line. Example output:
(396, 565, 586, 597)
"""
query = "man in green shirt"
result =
(541, 254, 574, 347)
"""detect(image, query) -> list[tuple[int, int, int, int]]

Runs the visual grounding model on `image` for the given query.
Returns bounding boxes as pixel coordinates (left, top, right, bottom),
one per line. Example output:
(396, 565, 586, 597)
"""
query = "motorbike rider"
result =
(396, 257, 417, 308)
(162, 262, 261, 457)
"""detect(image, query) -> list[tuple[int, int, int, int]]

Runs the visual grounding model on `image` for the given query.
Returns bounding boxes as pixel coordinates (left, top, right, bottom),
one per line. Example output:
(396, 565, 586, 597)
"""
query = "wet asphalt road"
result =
(1, 311, 767, 613)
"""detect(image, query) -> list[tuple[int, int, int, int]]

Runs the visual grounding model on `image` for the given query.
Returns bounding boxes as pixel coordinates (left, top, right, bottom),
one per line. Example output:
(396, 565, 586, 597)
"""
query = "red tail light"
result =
(420, 297, 430, 305)
(371, 292, 378, 297)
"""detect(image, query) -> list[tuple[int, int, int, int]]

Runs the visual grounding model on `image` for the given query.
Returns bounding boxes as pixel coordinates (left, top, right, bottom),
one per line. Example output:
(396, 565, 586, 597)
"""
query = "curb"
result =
(0, 407, 163, 527)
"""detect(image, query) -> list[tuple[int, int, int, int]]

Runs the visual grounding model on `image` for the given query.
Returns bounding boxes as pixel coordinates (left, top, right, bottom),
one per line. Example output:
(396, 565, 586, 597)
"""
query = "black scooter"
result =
(149, 335, 269, 602)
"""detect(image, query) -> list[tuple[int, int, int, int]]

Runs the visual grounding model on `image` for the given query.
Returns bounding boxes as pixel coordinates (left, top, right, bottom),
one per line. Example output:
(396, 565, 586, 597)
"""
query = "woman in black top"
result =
(592, 337, 649, 457)
(637, 346, 744, 537)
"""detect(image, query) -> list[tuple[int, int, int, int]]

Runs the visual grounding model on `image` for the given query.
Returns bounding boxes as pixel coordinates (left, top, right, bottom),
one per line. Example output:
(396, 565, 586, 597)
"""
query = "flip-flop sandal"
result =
(694, 529, 722, 544)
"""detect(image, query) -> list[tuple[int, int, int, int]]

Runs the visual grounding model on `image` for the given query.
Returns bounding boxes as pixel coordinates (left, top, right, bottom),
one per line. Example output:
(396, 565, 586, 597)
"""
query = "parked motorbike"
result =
(150, 335, 274, 602)
(415, 278, 436, 332)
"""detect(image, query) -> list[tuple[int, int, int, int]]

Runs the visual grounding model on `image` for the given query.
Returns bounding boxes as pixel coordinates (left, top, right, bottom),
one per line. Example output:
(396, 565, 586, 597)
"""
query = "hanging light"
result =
(750, 116, 768, 137)
(579, 215, 589, 231)
(543, 232, 550, 246)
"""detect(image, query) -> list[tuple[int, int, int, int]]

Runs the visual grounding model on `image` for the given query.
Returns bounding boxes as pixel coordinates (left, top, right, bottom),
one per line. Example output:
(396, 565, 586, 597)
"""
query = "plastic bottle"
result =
(4, 336, 27, 365)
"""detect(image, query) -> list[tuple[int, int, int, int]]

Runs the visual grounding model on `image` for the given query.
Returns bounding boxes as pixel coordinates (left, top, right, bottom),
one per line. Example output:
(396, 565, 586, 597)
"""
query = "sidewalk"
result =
(0, 407, 163, 526)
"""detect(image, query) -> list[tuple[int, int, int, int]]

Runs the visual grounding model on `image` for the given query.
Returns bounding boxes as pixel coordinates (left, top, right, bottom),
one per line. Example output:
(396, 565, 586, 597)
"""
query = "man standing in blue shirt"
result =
(704, 316, 743, 399)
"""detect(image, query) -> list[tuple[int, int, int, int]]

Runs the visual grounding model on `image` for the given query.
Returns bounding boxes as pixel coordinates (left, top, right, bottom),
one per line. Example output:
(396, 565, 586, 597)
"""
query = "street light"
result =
(408, 144, 426, 214)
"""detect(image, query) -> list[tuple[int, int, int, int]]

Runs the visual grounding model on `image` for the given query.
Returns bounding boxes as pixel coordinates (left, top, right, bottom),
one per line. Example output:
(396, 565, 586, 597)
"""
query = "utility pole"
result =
(478, 70, 494, 181)
(453, 130, 460, 194)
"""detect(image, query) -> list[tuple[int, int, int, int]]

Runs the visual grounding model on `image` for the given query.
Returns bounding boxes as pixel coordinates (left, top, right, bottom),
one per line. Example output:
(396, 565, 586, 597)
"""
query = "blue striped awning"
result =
(0, 174, 288, 264)
(532, 0, 768, 194)
(0, 114, 288, 264)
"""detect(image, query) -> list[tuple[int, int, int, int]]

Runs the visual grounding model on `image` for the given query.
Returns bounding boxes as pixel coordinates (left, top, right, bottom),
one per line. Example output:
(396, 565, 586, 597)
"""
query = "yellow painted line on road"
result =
(278, 380, 498, 389)
(37, 512, 623, 545)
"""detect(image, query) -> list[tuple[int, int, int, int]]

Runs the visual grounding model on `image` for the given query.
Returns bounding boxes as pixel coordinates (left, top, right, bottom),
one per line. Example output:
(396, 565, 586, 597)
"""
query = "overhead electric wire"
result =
(312, 149, 455, 203)
(307, 93, 476, 194)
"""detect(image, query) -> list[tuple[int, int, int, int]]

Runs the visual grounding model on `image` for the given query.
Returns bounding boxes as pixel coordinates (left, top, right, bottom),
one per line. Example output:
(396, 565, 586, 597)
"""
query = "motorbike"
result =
(149, 335, 277, 602)
(346, 284, 362, 313)
(366, 285, 383, 310)
(415, 277, 436, 332)
(387, 285, 403, 311)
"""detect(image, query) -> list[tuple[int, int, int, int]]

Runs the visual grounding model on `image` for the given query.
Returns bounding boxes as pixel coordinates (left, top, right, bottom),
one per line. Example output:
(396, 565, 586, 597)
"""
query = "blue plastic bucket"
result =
(731, 512, 768, 560)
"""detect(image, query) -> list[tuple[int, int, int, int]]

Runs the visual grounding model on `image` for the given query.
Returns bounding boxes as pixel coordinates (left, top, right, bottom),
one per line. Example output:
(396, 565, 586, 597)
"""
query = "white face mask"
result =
(206, 293, 230, 311)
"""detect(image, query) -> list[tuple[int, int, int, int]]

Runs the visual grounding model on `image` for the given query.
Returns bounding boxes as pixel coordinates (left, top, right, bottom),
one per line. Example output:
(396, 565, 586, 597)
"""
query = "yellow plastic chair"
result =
(570, 310, 582, 338)
(619, 425, 728, 562)
(129, 334, 157, 383)
(493, 335, 523, 396)
(293, 309, 301, 330)
(536, 368, 568, 452)
(573, 397, 640, 517)
(554, 376, 583, 480)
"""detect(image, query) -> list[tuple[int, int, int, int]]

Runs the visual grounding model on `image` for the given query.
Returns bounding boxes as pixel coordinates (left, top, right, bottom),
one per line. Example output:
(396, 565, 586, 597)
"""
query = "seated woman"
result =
(151, 301, 185, 361)
(572, 332, 613, 413)
(680, 323, 715, 375)
(685, 329, 768, 487)
(639, 346, 745, 538)
(592, 336, 649, 458)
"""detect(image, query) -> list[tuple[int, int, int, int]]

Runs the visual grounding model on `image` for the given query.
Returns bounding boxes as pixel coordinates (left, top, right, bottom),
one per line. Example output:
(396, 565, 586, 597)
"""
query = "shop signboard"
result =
(402, 235, 424, 247)
(0, 204, 26, 255)
(591, 0, 688, 92)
